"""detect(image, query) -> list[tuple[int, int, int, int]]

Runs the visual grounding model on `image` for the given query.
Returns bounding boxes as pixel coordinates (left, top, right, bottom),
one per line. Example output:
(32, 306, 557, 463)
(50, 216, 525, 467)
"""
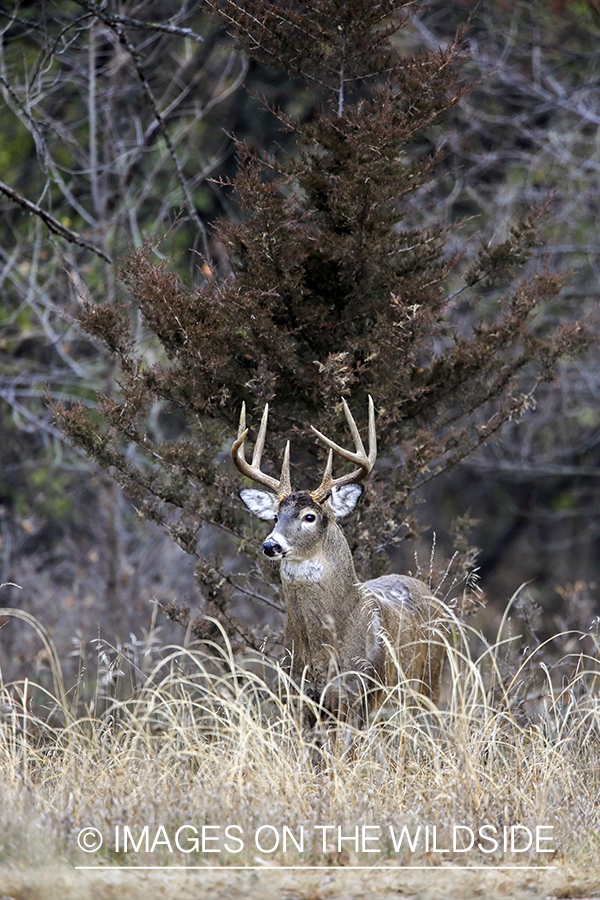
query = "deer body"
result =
(232, 399, 446, 724)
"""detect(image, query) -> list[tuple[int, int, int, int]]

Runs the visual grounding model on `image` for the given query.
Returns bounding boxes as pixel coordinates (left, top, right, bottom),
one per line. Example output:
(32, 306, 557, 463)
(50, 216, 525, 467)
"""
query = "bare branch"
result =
(0, 179, 112, 264)
(75, 0, 212, 259)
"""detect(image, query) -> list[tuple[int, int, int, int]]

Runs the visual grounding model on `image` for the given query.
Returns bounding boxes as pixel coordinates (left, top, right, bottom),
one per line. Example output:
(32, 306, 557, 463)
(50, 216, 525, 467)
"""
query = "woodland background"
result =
(1, 0, 600, 690)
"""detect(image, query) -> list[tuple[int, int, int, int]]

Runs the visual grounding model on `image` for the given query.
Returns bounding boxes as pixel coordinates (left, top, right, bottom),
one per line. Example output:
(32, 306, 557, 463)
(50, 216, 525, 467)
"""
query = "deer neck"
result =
(280, 523, 362, 670)
(280, 521, 359, 593)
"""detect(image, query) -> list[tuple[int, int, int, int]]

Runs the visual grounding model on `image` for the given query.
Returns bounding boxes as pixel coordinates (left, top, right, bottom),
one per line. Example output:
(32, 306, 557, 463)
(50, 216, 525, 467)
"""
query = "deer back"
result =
(360, 574, 447, 703)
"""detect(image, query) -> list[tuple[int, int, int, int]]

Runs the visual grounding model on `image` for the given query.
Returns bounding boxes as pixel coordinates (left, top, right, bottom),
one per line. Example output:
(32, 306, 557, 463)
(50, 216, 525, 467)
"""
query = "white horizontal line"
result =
(74, 865, 558, 871)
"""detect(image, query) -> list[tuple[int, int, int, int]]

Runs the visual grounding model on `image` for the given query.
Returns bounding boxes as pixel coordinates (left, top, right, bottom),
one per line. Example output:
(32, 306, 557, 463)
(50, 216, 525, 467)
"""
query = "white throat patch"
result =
(281, 558, 324, 582)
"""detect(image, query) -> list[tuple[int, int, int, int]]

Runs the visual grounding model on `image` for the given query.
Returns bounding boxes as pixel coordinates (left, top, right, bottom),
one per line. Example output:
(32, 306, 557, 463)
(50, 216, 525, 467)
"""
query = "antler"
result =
(309, 396, 377, 503)
(231, 402, 292, 497)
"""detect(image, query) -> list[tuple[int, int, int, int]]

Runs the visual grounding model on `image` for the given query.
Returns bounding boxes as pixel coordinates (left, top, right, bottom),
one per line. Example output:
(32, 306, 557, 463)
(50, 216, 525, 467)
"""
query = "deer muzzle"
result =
(263, 537, 285, 558)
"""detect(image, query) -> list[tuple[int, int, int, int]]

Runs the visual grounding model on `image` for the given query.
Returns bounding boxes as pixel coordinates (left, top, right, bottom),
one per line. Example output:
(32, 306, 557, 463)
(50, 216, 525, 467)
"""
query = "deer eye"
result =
(273, 515, 278, 522)
(304, 513, 316, 523)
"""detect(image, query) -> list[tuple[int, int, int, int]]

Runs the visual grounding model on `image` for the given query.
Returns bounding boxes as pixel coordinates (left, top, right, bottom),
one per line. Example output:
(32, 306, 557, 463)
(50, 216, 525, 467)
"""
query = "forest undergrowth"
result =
(0, 588, 600, 899)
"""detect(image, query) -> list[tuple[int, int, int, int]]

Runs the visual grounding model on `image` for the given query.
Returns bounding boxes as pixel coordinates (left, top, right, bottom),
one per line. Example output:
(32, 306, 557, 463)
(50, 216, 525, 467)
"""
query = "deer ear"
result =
(238, 488, 279, 521)
(327, 483, 364, 518)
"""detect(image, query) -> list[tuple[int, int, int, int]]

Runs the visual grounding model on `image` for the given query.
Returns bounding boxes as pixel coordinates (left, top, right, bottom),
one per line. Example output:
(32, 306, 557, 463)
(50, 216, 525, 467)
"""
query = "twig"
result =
(0, 179, 112, 264)
(75, 0, 212, 260)
(69, 5, 205, 43)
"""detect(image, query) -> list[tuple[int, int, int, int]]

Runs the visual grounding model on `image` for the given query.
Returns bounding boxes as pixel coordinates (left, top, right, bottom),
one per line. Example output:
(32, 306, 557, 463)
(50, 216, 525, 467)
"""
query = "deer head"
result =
(231, 397, 376, 561)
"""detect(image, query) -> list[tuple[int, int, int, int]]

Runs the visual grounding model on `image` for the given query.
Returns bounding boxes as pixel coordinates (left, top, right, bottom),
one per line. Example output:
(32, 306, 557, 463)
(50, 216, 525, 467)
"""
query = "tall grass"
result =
(0, 593, 599, 894)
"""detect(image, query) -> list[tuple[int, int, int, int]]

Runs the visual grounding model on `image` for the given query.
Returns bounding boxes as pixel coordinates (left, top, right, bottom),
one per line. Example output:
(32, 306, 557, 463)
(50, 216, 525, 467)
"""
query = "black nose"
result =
(263, 539, 282, 558)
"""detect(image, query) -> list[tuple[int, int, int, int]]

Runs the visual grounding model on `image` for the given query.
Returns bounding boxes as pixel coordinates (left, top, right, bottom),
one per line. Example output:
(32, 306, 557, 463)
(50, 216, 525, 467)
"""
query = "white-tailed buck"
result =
(232, 397, 447, 725)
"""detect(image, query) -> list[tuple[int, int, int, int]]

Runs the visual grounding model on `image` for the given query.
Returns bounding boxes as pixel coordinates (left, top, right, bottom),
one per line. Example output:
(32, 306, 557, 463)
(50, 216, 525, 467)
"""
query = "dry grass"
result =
(1, 594, 600, 900)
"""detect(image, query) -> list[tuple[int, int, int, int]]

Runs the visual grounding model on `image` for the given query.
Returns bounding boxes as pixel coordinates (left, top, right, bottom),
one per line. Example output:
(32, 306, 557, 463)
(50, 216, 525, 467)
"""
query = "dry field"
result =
(1, 597, 600, 900)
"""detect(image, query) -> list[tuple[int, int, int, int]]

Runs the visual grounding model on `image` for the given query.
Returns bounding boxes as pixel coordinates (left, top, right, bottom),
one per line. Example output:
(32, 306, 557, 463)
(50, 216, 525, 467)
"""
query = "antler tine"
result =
(230, 402, 250, 467)
(309, 396, 377, 501)
(322, 448, 334, 483)
(340, 397, 366, 458)
(366, 394, 377, 467)
(251, 403, 269, 468)
(237, 400, 247, 440)
(231, 402, 285, 495)
(280, 440, 292, 496)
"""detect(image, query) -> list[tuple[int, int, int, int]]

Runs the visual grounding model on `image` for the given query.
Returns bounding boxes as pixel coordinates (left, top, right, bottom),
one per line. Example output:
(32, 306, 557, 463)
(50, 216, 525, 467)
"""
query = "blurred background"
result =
(1, 0, 599, 687)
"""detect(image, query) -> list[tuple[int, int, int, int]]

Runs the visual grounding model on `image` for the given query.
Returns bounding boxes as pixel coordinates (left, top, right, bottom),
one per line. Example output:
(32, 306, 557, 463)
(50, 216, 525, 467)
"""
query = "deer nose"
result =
(263, 538, 283, 558)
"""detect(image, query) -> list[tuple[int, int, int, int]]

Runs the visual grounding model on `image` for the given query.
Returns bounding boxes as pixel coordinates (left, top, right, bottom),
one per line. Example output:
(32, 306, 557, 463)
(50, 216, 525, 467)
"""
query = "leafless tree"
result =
(0, 0, 247, 655)
(401, 0, 600, 613)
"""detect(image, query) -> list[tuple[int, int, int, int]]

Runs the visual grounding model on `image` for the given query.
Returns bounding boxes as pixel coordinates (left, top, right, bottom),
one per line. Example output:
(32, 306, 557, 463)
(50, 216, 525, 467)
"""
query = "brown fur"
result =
(255, 492, 447, 725)
(234, 399, 449, 727)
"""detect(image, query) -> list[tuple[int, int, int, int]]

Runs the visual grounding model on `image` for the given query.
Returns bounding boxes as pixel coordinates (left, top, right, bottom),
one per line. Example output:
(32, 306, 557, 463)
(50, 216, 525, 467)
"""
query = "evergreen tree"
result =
(54, 0, 590, 650)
